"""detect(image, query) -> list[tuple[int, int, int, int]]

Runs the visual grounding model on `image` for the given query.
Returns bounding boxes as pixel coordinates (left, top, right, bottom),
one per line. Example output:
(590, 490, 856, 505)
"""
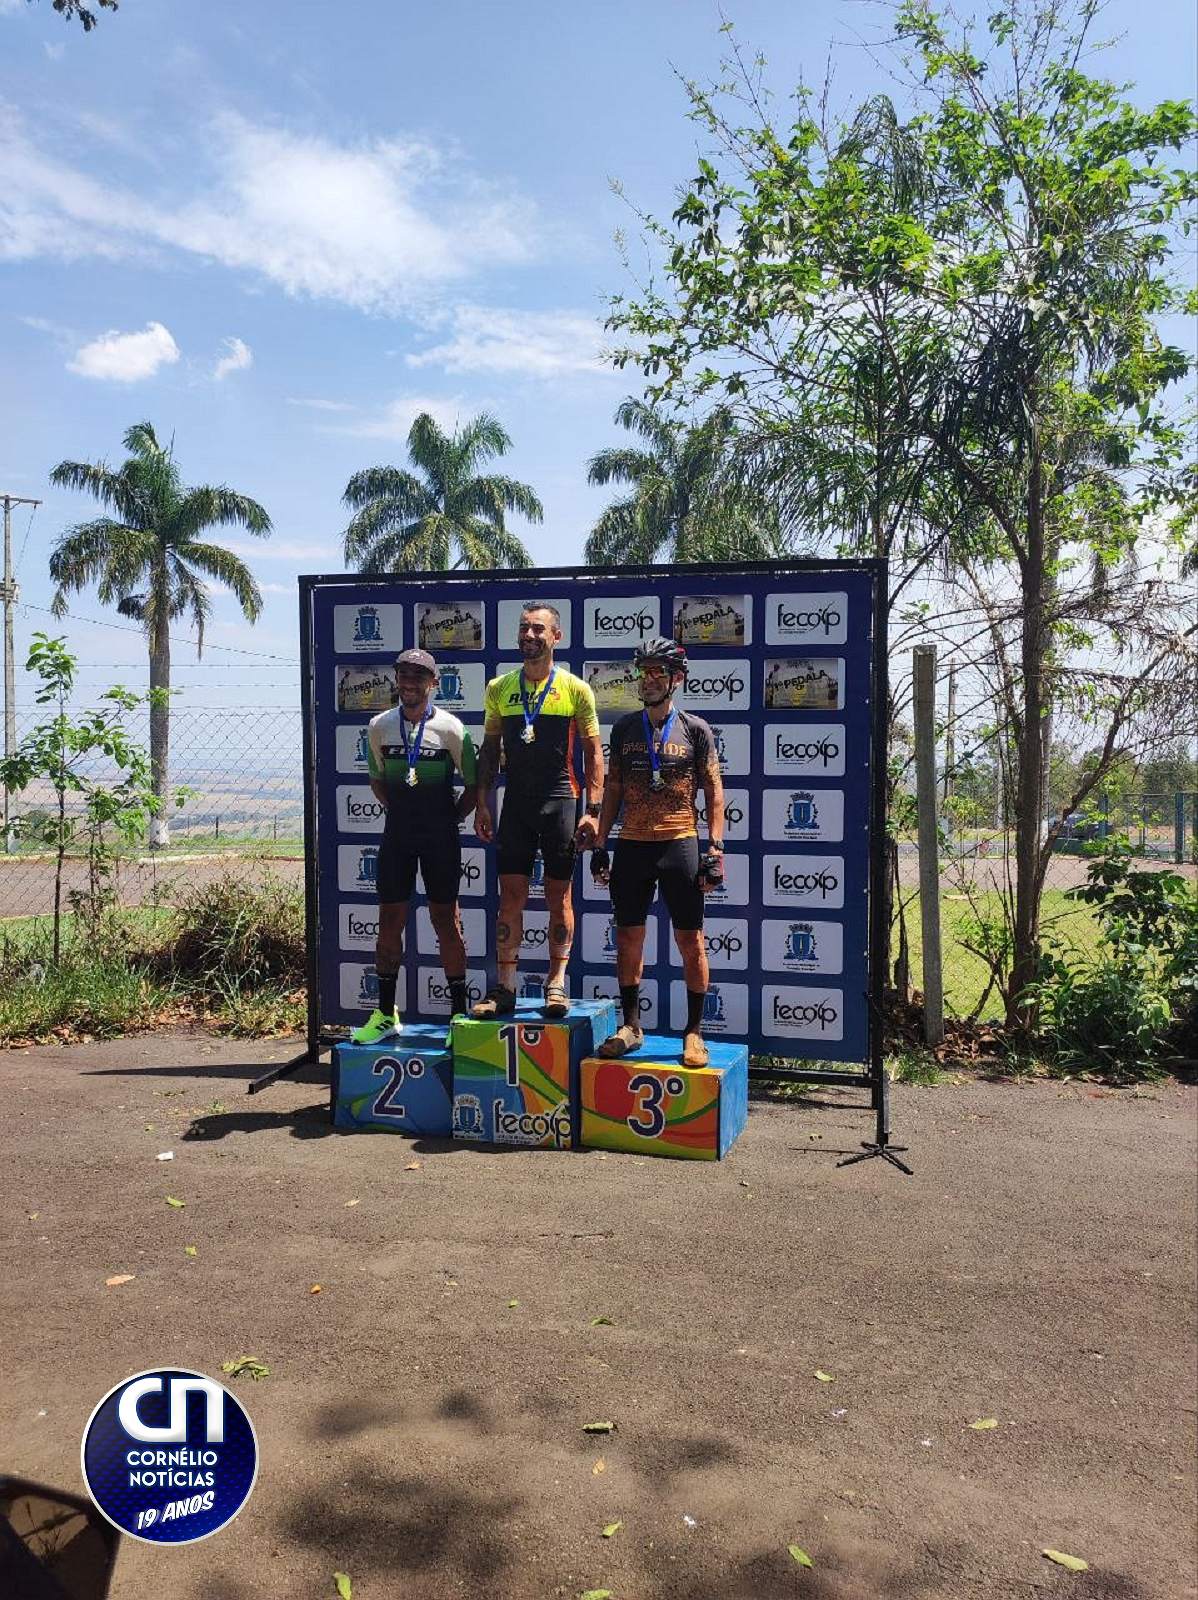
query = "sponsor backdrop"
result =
(303, 563, 883, 1065)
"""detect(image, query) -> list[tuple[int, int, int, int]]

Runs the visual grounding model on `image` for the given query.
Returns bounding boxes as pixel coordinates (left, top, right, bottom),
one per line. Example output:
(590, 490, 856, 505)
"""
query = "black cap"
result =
(395, 648, 437, 676)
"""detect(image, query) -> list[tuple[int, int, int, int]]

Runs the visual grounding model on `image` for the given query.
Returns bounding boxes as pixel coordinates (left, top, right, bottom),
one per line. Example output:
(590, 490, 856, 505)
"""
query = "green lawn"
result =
(895, 887, 1103, 1020)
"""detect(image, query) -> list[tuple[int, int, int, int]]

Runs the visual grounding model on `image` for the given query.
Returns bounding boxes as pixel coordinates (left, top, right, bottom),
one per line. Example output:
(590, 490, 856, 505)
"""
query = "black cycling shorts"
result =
(377, 827, 462, 905)
(496, 793, 577, 881)
(610, 835, 703, 931)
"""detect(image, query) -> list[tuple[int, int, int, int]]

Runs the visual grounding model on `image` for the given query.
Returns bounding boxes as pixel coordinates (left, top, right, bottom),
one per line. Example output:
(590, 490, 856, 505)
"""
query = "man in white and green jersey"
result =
(351, 648, 478, 1044)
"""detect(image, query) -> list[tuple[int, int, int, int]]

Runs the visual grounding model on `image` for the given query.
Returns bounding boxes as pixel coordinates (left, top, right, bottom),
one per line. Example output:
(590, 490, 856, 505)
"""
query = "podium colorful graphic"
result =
(331, 1003, 748, 1161)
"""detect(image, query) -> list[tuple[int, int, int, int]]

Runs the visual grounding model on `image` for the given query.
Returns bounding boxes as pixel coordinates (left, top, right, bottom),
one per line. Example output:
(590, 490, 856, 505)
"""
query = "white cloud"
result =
(406, 306, 608, 378)
(213, 335, 252, 380)
(67, 320, 180, 382)
(0, 107, 539, 314)
(286, 396, 356, 412)
(44, 41, 65, 61)
(329, 394, 464, 443)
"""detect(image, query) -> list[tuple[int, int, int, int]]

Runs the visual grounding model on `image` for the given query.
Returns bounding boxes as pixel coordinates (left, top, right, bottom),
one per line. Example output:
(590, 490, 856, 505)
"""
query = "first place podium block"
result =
(331, 1023, 454, 1136)
(451, 999, 616, 1149)
(579, 1035, 749, 1161)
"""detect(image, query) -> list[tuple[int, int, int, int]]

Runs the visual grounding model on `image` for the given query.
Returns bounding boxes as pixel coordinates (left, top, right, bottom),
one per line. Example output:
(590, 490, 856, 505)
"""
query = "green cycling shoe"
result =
(350, 1008, 401, 1045)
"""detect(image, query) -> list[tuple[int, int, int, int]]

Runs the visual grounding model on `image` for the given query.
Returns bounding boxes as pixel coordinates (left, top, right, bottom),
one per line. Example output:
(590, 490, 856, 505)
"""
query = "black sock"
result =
(619, 983, 641, 1027)
(686, 989, 706, 1033)
(447, 976, 469, 1016)
(378, 973, 398, 1015)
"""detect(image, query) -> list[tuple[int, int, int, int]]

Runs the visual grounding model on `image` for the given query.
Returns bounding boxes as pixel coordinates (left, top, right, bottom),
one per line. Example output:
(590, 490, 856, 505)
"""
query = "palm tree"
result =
(585, 398, 782, 565)
(342, 412, 541, 571)
(49, 421, 271, 848)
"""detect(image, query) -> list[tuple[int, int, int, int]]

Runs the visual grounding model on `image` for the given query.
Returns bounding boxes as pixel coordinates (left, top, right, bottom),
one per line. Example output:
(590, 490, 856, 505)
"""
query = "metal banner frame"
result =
(257, 559, 903, 1170)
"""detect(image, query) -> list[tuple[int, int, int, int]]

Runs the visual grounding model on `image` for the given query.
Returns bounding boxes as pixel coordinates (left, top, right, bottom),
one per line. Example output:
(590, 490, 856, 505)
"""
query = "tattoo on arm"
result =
(476, 733, 502, 796)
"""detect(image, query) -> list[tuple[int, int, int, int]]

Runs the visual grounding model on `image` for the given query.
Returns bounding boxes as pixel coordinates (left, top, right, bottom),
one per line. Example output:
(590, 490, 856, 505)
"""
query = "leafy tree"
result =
(28, 0, 117, 30)
(608, 0, 1197, 1025)
(585, 398, 782, 564)
(0, 636, 176, 960)
(342, 412, 540, 572)
(49, 422, 271, 848)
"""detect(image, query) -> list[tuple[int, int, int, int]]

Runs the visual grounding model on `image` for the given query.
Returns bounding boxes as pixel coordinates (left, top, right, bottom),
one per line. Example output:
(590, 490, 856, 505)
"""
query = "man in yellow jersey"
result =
(350, 648, 478, 1043)
(472, 602, 604, 1019)
(589, 637, 725, 1067)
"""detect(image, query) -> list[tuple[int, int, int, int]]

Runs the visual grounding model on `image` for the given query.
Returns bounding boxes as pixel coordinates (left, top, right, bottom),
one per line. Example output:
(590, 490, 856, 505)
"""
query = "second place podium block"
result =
(451, 999, 616, 1149)
(331, 1023, 454, 1136)
(579, 1035, 749, 1160)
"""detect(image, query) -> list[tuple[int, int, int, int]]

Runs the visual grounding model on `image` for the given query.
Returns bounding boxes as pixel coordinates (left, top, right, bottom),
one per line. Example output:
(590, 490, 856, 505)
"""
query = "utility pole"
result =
(2, 494, 41, 853)
(913, 645, 945, 1046)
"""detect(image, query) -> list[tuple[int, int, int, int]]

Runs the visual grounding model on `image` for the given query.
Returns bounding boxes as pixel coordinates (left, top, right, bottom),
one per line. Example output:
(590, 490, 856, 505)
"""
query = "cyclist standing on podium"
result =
(472, 602, 604, 1019)
(351, 648, 477, 1043)
(588, 637, 725, 1067)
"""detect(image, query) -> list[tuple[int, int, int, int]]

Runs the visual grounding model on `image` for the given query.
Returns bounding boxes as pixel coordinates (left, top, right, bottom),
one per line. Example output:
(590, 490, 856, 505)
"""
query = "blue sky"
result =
(1, 0, 1193, 682)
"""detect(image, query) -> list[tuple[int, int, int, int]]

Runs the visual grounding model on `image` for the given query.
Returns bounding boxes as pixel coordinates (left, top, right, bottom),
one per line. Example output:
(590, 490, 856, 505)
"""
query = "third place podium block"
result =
(579, 1036, 749, 1160)
(450, 999, 616, 1149)
(331, 1023, 454, 1136)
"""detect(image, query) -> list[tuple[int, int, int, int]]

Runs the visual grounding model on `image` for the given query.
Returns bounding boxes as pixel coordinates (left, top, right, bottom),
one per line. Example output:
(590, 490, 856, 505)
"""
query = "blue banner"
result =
(307, 564, 881, 1064)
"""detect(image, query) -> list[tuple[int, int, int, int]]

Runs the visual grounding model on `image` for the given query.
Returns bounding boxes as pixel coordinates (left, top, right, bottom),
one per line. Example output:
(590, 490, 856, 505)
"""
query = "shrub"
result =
(168, 872, 305, 989)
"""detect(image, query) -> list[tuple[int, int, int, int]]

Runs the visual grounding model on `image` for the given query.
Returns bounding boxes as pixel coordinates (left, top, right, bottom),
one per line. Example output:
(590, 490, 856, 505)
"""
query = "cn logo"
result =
(81, 1367, 258, 1546)
(118, 1375, 225, 1443)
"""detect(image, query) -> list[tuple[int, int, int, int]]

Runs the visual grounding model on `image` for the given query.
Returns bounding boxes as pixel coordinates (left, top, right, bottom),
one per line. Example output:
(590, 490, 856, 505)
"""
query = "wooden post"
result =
(913, 645, 944, 1046)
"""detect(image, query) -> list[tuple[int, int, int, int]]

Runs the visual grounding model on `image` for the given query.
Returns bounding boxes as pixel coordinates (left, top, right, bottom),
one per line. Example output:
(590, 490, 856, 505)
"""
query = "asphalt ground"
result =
(1, 1033, 1195, 1600)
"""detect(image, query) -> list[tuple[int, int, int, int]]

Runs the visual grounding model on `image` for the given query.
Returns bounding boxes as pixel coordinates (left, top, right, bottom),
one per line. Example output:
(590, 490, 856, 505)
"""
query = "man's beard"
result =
(639, 682, 671, 707)
(520, 637, 547, 657)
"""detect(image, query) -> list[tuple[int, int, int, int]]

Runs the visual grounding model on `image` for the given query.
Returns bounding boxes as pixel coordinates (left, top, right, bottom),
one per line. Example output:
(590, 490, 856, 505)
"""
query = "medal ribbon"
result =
(520, 668, 556, 737)
(399, 705, 432, 780)
(643, 707, 677, 786)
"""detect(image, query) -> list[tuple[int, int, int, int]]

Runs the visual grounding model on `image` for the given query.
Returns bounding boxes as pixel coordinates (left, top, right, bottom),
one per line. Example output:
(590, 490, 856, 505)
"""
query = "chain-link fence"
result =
(896, 792, 1198, 1023)
(0, 707, 305, 924)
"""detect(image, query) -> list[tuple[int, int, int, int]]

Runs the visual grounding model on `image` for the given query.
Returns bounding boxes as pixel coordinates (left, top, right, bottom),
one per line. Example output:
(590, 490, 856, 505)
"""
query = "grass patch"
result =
(0, 955, 180, 1043)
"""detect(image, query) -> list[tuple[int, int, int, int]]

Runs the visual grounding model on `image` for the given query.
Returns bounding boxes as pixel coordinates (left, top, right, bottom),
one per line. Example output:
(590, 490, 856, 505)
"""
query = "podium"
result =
(450, 999, 616, 1149)
(579, 1035, 748, 1160)
(331, 1023, 454, 1136)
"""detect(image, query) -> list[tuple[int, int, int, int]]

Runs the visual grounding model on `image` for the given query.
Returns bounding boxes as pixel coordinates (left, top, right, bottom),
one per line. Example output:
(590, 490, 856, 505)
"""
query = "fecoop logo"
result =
(762, 985, 845, 1041)
(679, 660, 750, 711)
(763, 724, 847, 777)
(339, 905, 379, 951)
(584, 595, 660, 645)
(418, 968, 486, 1015)
(81, 1369, 257, 1546)
(695, 788, 749, 841)
(670, 918, 748, 971)
(417, 849, 485, 898)
(763, 854, 845, 908)
(336, 786, 385, 834)
(519, 911, 550, 952)
(765, 591, 849, 646)
(492, 1099, 572, 1148)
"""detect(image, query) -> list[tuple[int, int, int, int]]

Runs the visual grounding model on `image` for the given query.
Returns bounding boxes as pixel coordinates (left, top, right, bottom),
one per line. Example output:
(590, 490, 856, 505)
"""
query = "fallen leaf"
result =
(333, 1573, 353, 1599)
(184, 1245, 198, 1257)
(968, 1417, 998, 1431)
(310, 1284, 323, 1295)
(165, 1196, 186, 1209)
(27, 1212, 39, 1221)
(344, 1198, 360, 1208)
(144, 1124, 154, 1132)
(601, 1521, 622, 1538)
(221, 1356, 269, 1381)
(590, 1316, 614, 1326)
(583, 1421, 615, 1434)
(507, 1299, 519, 1308)
(789, 1544, 814, 1568)
(814, 1371, 834, 1383)
(405, 1161, 421, 1170)
(592, 1458, 606, 1476)
(105, 1274, 135, 1287)
(1042, 1549, 1088, 1573)
(579, 1591, 612, 1600)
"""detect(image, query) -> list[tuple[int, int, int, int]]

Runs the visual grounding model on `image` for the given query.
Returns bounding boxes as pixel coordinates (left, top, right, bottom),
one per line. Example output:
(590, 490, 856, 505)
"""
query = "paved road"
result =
(2, 1033, 1194, 1598)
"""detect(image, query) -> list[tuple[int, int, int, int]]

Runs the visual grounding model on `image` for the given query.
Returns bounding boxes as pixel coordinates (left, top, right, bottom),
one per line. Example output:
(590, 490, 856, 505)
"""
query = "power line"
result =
(17, 601, 300, 663)
(14, 501, 37, 579)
